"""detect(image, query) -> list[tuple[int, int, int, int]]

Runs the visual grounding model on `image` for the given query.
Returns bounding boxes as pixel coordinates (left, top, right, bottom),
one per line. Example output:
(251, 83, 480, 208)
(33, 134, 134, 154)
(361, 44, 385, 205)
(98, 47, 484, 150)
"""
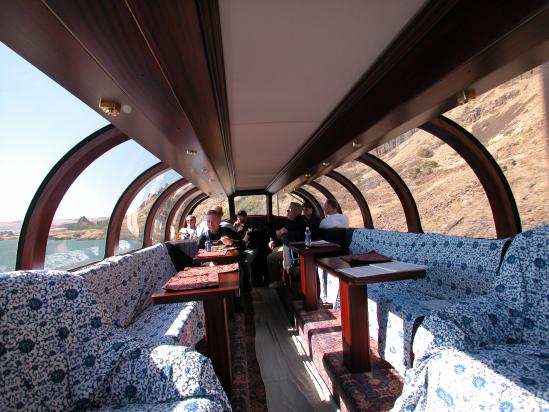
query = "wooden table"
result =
(288, 241, 341, 310)
(316, 257, 426, 372)
(193, 248, 240, 265)
(151, 269, 239, 390)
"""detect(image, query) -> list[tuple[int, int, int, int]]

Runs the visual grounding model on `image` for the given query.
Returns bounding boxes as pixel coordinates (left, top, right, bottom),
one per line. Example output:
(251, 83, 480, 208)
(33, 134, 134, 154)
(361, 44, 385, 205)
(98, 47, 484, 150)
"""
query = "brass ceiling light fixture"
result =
(186, 149, 198, 156)
(98, 98, 121, 117)
(352, 140, 362, 148)
(304, 173, 311, 178)
(322, 161, 330, 167)
(457, 89, 476, 105)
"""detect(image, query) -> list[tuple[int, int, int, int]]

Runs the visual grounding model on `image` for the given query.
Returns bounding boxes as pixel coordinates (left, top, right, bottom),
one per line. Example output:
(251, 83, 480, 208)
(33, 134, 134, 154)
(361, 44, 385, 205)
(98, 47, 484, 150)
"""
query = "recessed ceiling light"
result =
(121, 104, 132, 114)
(304, 173, 311, 178)
(352, 140, 362, 148)
(322, 161, 330, 167)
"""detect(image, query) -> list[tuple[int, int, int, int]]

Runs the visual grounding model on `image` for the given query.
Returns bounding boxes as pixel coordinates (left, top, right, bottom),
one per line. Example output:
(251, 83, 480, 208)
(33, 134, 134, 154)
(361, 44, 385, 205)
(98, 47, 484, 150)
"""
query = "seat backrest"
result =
(349, 228, 423, 262)
(349, 228, 509, 300)
(0, 270, 139, 411)
(74, 243, 176, 327)
(409, 232, 509, 299)
(499, 225, 549, 345)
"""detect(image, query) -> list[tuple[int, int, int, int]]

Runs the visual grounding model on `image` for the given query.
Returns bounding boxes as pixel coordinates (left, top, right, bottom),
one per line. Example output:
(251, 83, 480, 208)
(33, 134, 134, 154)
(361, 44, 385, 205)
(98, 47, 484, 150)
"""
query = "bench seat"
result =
(394, 225, 549, 411)
(0, 270, 230, 411)
(74, 243, 205, 348)
(320, 228, 509, 374)
(126, 301, 204, 347)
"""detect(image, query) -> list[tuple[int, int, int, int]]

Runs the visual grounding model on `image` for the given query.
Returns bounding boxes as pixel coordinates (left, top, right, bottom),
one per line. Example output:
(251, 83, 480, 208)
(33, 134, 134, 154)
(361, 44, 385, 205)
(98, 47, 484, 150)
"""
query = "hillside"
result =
(336, 65, 548, 237)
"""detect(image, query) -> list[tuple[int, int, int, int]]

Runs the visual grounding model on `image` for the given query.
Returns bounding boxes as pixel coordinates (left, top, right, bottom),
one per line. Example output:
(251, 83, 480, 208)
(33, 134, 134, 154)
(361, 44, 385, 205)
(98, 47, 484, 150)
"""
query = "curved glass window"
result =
(46, 140, 158, 270)
(192, 196, 229, 224)
(445, 63, 549, 231)
(0, 42, 109, 272)
(119, 170, 181, 253)
(375, 128, 495, 238)
(302, 184, 328, 211)
(335, 161, 407, 232)
(151, 183, 193, 244)
(168, 191, 202, 240)
(234, 195, 267, 215)
(273, 192, 299, 217)
(314, 175, 362, 227)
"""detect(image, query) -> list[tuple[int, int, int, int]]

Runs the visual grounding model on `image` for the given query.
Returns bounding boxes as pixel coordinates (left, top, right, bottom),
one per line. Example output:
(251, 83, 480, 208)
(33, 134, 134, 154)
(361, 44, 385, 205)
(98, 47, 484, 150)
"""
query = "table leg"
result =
(225, 297, 234, 320)
(203, 297, 232, 390)
(340, 281, 370, 372)
(300, 254, 318, 310)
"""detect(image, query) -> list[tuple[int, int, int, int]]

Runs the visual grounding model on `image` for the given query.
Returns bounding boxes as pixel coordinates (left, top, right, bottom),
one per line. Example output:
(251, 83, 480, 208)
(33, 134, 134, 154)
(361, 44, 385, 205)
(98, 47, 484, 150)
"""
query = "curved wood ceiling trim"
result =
(17, 126, 128, 269)
(326, 171, 373, 228)
(165, 187, 201, 240)
(294, 189, 325, 219)
(143, 178, 189, 247)
(357, 154, 422, 233)
(421, 116, 521, 238)
(196, 0, 235, 193)
(182, 193, 210, 226)
(105, 162, 169, 257)
(268, 1, 549, 193)
(305, 182, 343, 214)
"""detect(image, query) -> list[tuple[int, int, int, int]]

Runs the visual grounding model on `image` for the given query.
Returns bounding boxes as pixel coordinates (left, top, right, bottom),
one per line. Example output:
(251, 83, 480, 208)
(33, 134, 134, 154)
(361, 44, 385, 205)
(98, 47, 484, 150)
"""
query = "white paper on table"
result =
(309, 240, 333, 247)
(337, 262, 427, 278)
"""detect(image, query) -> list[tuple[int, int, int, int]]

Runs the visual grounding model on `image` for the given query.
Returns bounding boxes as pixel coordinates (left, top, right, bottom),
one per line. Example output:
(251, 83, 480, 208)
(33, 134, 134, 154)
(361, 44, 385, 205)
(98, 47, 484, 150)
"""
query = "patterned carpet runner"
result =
(229, 291, 267, 411)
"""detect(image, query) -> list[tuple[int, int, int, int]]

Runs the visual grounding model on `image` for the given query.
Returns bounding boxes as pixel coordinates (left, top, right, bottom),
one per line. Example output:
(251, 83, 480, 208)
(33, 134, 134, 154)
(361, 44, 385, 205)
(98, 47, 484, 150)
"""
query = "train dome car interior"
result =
(0, 1, 548, 411)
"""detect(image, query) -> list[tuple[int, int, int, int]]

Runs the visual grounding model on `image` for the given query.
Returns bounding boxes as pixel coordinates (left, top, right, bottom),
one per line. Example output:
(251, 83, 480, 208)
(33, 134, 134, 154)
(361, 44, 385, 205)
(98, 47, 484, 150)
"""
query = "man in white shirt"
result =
(319, 198, 349, 229)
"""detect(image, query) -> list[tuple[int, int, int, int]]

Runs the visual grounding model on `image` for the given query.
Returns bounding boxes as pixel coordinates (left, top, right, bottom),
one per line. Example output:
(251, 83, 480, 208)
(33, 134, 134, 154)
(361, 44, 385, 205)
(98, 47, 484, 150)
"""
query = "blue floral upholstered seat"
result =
(74, 243, 204, 347)
(0, 270, 230, 411)
(319, 228, 510, 375)
(393, 225, 549, 411)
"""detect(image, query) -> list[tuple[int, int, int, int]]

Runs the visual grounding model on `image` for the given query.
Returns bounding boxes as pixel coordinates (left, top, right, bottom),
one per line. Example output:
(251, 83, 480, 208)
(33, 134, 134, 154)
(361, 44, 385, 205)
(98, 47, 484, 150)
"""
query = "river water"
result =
(0, 239, 142, 272)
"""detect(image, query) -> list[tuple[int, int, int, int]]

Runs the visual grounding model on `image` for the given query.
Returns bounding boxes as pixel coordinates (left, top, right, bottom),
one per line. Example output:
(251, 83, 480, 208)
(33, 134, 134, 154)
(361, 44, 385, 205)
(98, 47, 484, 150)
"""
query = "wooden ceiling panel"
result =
(268, 0, 549, 193)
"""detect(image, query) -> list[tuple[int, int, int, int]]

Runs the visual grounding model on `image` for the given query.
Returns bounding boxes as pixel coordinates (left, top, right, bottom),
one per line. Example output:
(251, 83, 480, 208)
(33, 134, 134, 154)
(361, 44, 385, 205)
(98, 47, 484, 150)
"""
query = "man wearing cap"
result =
(301, 201, 322, 238)
(266, 202, 306, 287)
(233, 210, 258, 289)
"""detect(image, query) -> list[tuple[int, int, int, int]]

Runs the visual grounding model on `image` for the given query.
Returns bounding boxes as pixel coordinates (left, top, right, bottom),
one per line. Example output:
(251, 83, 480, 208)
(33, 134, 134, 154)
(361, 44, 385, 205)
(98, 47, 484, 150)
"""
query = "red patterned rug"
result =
(229, 291, 267, 411)
(296, 307, 404, 412)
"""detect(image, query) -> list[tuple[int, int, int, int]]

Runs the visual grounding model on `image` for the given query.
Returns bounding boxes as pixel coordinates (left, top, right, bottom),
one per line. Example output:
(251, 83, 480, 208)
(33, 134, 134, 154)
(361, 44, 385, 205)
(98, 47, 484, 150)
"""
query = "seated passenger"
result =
(233, 210, 258, 289)
(319, 198, 349, 229)
(301, 201, 321, 238)
(195, 205, 230, 238)
(179, 214, 198, 239)
(197, 209, 242, 250)
(267, 202, 306, 287)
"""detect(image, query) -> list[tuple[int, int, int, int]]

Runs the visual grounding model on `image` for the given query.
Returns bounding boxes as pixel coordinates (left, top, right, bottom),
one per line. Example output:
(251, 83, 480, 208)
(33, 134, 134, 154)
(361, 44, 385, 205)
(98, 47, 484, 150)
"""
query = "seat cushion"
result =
(367, 285, 460, 375)
(126, 301, 205, 347)
(395, 344, 549, 412)
(92, 345, 230, 410)
(97, 398, 230, 411)
(408, 233, 509, 300)
(0, 270, 144, 411)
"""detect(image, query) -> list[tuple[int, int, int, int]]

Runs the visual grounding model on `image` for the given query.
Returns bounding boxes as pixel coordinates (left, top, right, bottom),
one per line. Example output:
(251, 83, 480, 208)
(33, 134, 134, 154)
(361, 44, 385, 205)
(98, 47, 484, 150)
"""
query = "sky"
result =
(0, 42, 163, 222)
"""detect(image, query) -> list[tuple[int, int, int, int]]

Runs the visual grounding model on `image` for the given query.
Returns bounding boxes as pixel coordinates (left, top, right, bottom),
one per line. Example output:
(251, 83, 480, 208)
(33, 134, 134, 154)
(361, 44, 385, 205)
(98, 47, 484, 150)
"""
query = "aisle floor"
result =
(252, 287, 339, 412)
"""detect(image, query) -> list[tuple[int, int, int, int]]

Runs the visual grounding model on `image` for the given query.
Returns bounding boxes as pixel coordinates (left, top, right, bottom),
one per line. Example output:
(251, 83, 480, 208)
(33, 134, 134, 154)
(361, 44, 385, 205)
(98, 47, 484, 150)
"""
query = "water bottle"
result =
(305, 226, 312, 247)
(205, 240, 212, 252)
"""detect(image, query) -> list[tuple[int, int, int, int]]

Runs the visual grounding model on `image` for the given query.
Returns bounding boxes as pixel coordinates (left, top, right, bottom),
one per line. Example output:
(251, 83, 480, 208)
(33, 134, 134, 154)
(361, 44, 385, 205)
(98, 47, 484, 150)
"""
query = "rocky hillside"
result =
(335, 65, 548, 238)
